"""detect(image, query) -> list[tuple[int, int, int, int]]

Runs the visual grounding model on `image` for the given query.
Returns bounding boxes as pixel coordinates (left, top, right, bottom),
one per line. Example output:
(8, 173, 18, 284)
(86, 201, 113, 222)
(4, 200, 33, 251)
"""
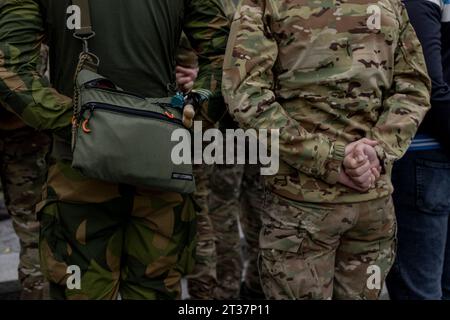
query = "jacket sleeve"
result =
(0, 0, 72, 131)
(370, 0, 431, 169)
(221, 0, 346, 184)
(403, 0, 450, 148)
(183, 0, 229, 123)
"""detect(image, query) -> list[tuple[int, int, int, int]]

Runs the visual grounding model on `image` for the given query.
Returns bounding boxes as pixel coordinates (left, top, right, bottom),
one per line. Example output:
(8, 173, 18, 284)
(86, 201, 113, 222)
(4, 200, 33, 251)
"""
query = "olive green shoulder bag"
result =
(71, 0, 195, 193)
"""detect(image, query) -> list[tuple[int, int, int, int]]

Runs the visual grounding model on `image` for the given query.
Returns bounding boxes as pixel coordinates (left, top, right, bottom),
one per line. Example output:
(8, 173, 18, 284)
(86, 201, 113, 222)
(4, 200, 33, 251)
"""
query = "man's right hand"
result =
(176, 65, 199, 93)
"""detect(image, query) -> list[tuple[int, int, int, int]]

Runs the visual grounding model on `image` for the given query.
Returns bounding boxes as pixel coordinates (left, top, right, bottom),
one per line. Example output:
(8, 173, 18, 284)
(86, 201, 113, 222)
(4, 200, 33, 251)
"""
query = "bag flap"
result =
(76, 69, 107, 88)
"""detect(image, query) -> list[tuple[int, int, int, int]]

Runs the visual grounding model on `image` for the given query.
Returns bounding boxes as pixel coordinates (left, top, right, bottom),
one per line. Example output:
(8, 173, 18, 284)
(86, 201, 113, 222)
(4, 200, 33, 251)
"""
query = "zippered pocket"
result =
(83, 78, 183, 112)
(84, 79, 147, 100)
(80, 102, 184, 128)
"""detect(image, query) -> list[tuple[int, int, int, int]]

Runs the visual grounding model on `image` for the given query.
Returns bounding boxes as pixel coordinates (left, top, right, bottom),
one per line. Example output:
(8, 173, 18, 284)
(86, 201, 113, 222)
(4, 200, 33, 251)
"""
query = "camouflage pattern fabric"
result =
(0, 43, 51, 300)
(177, 0, 265, 300)
(237, 165, 265, 299)
(186, 164, 218, 300)
(0, 126, 51, 300)
(259, 193, 396, 300)
(0, 0, 228, 300)
(222, 0, 238, 20)
(209, 163, 264, 299)
(177, 33, 199, 70)
(222, 0, 431, 300)
(222, 0, 431, 204)
(176, 0, 235, 71)
(174, 0, 234, 300)
(177, 1, 232, 297)
(209, 164, 243, 299)
(38, 160, 196, 300)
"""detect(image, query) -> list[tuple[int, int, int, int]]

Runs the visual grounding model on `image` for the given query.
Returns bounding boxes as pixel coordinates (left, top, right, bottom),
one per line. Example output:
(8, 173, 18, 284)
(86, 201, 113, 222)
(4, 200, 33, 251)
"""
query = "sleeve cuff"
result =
(374, 145, 389, 174)
(321, 141, 346, 185)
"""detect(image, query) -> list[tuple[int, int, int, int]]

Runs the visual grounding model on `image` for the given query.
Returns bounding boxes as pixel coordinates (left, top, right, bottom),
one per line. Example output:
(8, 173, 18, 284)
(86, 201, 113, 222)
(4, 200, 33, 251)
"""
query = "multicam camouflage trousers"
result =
(186, 164, 217, 299)
(259, 192, 397, 300)
(0, 127, 51, 300)
(38, 160, 196, 300)
(209, 164, 264, 299)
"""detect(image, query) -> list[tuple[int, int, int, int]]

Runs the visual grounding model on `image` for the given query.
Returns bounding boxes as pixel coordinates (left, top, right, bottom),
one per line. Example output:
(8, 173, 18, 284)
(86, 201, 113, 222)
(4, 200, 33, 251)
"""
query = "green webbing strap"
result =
(71, 0, 99, 150)
(72, 0, 94, 39)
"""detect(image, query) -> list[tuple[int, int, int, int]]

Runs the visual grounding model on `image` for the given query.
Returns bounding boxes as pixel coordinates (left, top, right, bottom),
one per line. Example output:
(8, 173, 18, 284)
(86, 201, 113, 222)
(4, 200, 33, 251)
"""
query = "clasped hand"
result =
(339, 138, 382, 192)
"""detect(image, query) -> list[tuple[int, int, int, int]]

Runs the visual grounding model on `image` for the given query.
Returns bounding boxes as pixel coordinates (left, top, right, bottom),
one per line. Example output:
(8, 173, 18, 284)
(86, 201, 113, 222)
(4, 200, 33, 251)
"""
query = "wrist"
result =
(322, 142, 346, 185)
(374, 145, 387, 174)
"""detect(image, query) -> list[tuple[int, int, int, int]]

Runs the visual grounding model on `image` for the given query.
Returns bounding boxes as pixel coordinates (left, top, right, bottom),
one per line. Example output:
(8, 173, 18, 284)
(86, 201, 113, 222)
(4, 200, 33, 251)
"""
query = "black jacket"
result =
(404, 0, 450, 150)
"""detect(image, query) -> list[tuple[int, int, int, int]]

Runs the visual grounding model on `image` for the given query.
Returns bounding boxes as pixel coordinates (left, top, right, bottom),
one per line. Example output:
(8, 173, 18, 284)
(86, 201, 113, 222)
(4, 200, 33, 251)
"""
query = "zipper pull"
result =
(165, 111, 175, 119)
(81, 104, 95, 134)
(157, 102, 176, 119)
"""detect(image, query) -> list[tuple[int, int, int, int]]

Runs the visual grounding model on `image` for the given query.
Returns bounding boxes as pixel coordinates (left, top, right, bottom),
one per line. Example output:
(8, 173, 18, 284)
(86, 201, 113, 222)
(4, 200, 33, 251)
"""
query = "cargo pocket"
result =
(260, 192, 331, 254)
(259, 247, 324, 299)
(415, 159, 450, 215)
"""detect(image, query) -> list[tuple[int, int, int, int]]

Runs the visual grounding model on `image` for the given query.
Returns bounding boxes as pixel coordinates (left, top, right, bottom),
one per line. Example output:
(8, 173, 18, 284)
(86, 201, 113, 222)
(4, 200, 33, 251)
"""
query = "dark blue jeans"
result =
(386, 149, 450, 300)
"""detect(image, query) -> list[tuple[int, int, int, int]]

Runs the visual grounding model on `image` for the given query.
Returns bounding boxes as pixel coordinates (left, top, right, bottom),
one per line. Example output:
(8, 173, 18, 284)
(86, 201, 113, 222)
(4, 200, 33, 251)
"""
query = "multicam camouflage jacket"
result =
(223, 0, 432, 203)
(0, 0, 229, 134)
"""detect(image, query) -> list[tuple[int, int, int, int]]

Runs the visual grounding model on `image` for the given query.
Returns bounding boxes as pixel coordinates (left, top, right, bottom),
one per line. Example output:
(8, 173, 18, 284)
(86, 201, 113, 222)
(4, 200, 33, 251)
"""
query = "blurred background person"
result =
(177, 0, 265, 300)
(0, 45, 51, 299)
(387, 0, 450, 300)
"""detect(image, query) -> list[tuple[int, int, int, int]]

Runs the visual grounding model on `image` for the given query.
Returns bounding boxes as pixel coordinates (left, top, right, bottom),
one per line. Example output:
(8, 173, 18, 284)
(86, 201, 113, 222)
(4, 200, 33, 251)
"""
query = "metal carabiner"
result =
(81, 38, 89, 53)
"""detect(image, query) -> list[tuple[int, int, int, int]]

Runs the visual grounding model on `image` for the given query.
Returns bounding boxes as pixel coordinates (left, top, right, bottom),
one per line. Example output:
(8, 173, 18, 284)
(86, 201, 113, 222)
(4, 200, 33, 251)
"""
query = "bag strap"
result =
(73, 0, 94, 39)
(71, 0, 99, 84)
(71, 0, 99, 150)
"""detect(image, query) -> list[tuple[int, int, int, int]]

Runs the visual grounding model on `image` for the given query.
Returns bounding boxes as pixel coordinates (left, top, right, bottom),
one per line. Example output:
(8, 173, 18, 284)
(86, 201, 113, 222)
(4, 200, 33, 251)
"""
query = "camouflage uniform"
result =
(0, 44, 51, 300)
(185, 164, 217, 299)
(223, 0, 431, 299)
(38, 169, 197, 299)
(209, 0, 265, 300)
(177, 0, 265, 300)
(0, 126, 51, 300)
(222, 0, 237, 19)
(209, 163, 264, 299)
(0, 0, 228, 300)
(176, 0, 238, 300)
(176, 31, 219, 300)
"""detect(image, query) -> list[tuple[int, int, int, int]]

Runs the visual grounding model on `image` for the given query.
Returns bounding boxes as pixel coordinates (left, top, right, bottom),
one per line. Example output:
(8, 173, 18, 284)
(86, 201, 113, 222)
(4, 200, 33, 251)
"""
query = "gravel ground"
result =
(0, 218, 20, 255)
(0, 218, 20, 299)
